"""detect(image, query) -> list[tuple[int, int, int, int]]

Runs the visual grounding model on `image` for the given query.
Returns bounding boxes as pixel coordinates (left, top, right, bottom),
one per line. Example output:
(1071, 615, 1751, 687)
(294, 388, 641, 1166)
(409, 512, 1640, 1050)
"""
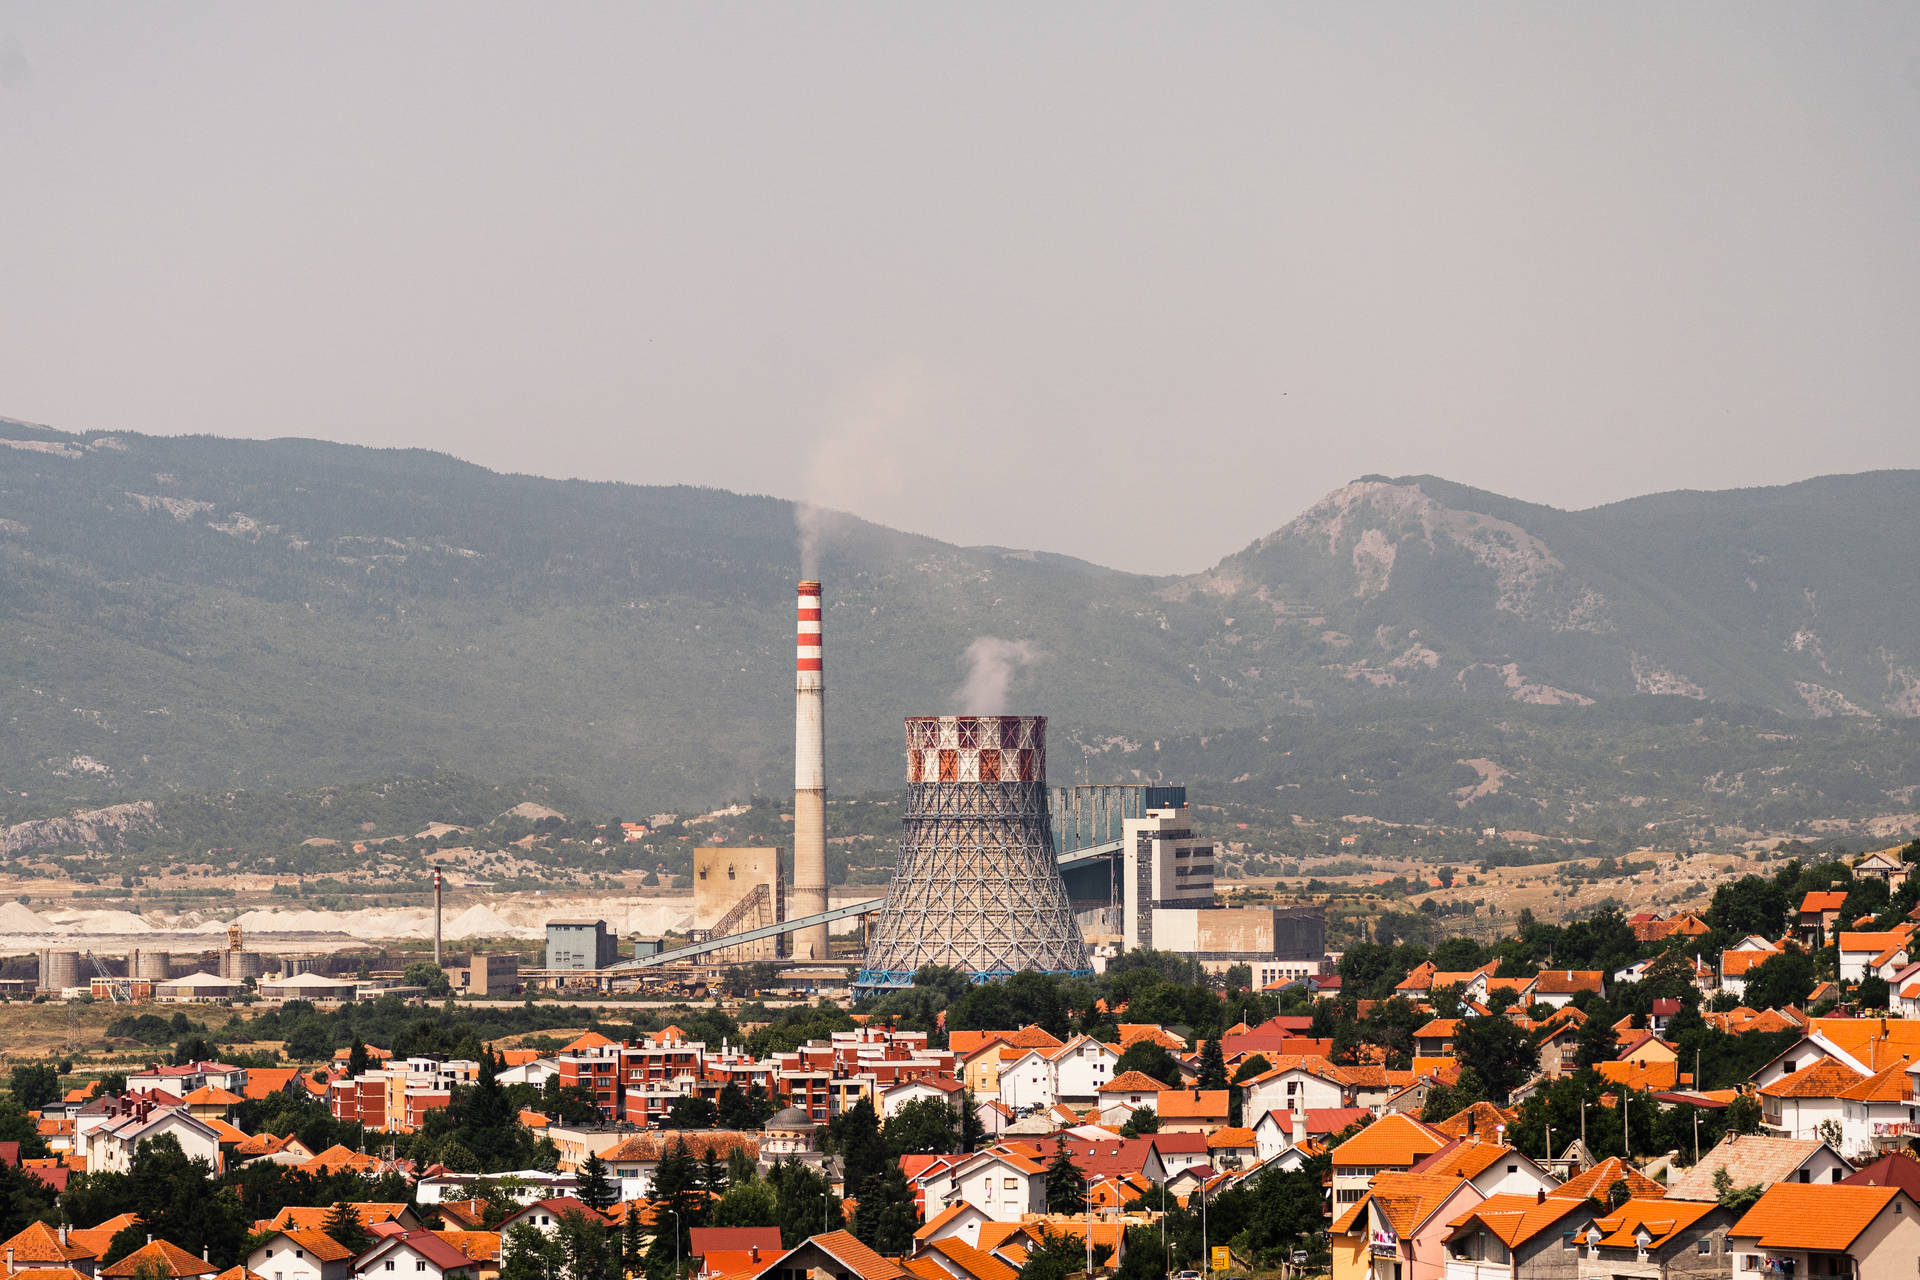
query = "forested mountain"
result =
(2, 417, 1917, 830)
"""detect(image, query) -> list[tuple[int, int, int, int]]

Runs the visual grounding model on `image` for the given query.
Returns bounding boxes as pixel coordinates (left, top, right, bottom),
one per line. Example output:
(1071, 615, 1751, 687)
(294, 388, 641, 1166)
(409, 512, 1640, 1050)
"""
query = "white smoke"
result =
(954, 638, 1041, 714)
(793, 363, 925, 577)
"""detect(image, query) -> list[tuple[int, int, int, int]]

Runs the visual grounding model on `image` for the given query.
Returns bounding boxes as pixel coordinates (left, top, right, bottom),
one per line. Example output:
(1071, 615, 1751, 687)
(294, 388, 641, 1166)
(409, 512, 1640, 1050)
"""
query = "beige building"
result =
(693, 847, 785, 962)
(443, 954, 520, 997)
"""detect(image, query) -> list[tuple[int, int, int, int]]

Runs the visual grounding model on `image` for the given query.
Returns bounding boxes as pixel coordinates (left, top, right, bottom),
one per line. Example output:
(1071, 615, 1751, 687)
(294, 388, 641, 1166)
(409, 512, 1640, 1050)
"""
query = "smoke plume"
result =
(793, 363, 925, 577)
(954, 637, 1041, 714)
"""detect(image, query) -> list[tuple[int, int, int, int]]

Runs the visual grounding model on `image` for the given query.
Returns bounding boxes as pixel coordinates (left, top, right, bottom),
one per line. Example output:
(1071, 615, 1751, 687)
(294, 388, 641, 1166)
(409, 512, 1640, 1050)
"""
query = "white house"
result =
(997, 1049, 1055, 1113)
(1252, 1108, 1308, 1164)
(1049, 1036, 1119, 1105)
(1838, 1064, 1919, 1161)
(913, 1202, 992, 1252)
(497, 1198, 601, 1239)
(249, 1230, 354, 1280)
(83, 1106, 224, 1175)
(352, 1232, 474, 1280)
(1240, 1060, 1348, 1119)
(496, 1058, 559, 1089)
(879, 1077, 965, 1120)
(931, 1150, 1048, 1222)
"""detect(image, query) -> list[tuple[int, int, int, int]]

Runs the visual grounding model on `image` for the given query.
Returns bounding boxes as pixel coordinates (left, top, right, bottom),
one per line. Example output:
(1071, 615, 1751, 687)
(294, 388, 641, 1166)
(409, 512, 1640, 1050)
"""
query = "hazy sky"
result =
(3, 5, 1918, 574)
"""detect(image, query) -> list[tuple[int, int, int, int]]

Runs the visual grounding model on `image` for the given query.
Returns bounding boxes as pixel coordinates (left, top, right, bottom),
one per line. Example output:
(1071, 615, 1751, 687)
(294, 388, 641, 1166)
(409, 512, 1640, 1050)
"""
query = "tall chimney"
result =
(792, 580, 829, 961)
(432, 865, 443, 967)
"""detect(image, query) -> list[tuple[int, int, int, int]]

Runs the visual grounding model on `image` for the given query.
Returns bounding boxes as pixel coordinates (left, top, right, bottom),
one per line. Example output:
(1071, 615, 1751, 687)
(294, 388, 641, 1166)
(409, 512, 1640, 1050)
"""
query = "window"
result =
(417, 1265, 427, 1273)
(385, 1264, 396, 1272)
(1004, 1178, 1017, 1189)
(1699, 1239, 1714, 1256)
(1561, 1233, 1575, 1251)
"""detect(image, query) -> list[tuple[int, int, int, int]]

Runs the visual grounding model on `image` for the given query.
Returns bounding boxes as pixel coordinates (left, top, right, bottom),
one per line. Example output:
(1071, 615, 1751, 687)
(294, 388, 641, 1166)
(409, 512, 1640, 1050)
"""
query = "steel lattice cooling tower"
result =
(853, 715, 1093, 994)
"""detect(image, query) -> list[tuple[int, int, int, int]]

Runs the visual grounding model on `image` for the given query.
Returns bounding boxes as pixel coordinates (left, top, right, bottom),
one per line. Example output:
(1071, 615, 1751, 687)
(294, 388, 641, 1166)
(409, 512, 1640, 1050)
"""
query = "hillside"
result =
(3, 418, 1918, 830)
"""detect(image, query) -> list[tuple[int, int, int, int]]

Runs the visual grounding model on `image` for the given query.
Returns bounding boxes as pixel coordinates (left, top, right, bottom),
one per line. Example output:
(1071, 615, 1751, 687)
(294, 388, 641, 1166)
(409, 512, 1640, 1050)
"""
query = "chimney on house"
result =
(1536, 1189, 1546, 1204)
(1291, 1108, 1306, 1147)
(9, 1246, 16, 1274)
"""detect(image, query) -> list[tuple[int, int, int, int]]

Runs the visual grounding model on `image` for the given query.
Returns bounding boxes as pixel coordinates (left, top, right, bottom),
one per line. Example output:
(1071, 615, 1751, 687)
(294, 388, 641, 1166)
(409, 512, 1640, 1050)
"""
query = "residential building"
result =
(1573, 1199, 1732, 1280)
(248, 1231, 354, 1280)
(351, 1233, 476, 1280)
(1727, 1184, 1920, 1280)
(1333, 1172, 1481, 1280)
(1663, 1134, 1853, 1201)
(1329, 1114, 1448, 1208)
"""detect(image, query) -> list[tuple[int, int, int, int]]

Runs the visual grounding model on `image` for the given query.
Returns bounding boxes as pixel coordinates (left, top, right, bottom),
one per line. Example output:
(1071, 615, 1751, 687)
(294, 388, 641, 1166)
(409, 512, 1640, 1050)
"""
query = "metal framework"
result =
(854, 715, 1094, 994)
(699, 884, 776, 964)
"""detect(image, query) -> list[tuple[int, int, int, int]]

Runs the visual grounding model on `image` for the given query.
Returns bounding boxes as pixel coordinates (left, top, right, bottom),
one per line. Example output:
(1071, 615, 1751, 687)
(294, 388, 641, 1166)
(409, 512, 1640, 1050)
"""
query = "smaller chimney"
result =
(59, 1226, 67, 1246)
(750, 1247, 760, 1264)
(1536, 1189, 1545, 1204)
(8, 1246, 16, 1274)
(147, 1236, 153, 1246)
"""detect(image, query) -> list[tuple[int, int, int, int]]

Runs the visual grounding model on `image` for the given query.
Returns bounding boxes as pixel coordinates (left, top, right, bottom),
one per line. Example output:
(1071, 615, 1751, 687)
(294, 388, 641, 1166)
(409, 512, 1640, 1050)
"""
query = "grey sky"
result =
(3, 5, 1917, 575)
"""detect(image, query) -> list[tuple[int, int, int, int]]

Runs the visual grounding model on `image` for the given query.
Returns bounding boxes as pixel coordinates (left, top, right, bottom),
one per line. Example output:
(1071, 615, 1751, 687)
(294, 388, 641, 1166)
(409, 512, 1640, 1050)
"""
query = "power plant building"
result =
(546, 920, 620, 971)
(692, 847, 785, 962)
(854, 715, 1094, 993)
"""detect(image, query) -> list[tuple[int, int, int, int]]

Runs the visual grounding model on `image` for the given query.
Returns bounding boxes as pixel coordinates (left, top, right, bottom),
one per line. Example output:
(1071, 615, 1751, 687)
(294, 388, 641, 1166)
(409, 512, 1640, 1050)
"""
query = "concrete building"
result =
(692, 847, 784, 962)
(443, 953, 520, 997)
(545, 920, 619, 971)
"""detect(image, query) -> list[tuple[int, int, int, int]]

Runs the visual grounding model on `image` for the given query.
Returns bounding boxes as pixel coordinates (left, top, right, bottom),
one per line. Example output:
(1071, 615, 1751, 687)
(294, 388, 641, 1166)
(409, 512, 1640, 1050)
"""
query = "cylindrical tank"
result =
(38, 949, 81, 993)
(854, 715, 1092, 994)
(132, 950, 171, 981)
(218, 950, 265, 981)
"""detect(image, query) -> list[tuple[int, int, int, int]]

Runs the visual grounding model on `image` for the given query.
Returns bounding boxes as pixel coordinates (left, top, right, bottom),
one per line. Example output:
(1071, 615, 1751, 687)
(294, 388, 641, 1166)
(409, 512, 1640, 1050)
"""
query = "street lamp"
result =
(666, 1207, 681, 1280)
(1545, 1126, 1554, 1166)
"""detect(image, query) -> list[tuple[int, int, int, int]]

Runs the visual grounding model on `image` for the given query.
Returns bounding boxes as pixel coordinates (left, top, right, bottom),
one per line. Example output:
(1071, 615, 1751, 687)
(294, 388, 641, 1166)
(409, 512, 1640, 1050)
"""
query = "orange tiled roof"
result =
(0, 1222, 97, 1265)
(1597, 1060, 1680, 1092)
(1840, 1061, 1914, 1104)
(1097, 1071, 1167, 1094)
(1361, 1172, 1474, 1236)
(1429, 1101, 1515, 1141)
(1330, 1113, 1447, 1169)
(1156, 1090, 1228, 1119)
(268, 1230, 353, 1263)
(1206, 1127, 1257, 1149)
(925, 1237, 1017, 1280)
(100, 1241, 218, 1279)
(1801, 891, 1849, 913)
(1729, 1183, 1904, 1250)
(1759, 1057, 1866, 1099)
(797, 1230, 902, 1280)
(181, 1085, 244, 1106)
(1588, 1198, 1718, 1249)
(1552, 1157, 1663, 1203)
(1445, 1193, 1588, 1248)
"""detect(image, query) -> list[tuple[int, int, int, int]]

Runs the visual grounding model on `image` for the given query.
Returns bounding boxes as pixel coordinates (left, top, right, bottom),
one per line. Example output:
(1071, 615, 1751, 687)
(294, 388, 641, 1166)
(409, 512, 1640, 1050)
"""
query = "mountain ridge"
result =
(3, 418, 1917, 823)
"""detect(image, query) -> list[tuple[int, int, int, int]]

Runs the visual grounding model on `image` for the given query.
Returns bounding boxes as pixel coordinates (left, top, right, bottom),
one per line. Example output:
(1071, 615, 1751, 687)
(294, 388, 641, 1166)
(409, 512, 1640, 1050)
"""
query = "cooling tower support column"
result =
(792, 580, 829, 961)
(854, 716, 1094, 995)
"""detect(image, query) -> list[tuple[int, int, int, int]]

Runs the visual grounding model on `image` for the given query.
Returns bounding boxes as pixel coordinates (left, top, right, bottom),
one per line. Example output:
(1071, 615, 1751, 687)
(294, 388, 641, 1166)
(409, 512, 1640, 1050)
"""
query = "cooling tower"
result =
(131, 949, 171, 981)
(791, 580, 829, 961)
(853, 715, 1093, 994)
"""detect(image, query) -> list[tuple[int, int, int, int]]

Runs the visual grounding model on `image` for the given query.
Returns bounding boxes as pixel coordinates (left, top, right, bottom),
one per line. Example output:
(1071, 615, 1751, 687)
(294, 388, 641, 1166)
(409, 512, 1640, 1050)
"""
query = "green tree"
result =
(578, 1153, 614, 1212)
(832, 1097, 888, 1201)
(1112, 1042, 1180, 1085)
(500, 1222, 561, 1280)
(850, 1162, 916, 1255)
(346, 1035, 371, 1078)
(1118, 1106, 1159, 1138)
(769, 1158, 839, 1248)
(1454, 1016, 1529, 1103)
(1743, 950, 1817, 1011)
(7, 1064, 60, 1111)
(884, 1097, 959, 1157)
(1196, 1036, 1228, 1090)
(712, 1178, 779, 1229)
(556, 1208, 617, 1280)
(1045, 1137, 1085, 1214)
(321, 1201, 375, 1256)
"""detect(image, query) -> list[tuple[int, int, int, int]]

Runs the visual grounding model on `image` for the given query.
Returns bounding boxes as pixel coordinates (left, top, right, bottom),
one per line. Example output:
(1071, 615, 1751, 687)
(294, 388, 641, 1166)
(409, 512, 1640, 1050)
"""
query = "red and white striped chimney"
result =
(792, 580, 829, 960)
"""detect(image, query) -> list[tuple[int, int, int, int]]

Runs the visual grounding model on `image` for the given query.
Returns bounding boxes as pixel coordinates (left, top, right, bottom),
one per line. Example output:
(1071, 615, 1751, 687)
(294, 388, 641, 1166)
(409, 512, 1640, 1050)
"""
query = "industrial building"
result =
(443, 953, 520, 996)
(854, 715, 1093, 994)
(546, 920, 621, 970)
(692, 847, 784, 962)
